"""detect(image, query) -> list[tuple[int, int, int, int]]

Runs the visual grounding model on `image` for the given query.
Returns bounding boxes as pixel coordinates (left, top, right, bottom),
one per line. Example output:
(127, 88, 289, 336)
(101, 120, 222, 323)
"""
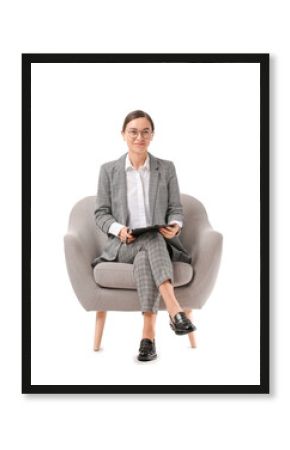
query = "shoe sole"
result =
(170, 323, 196, 335)
(137, 354, 157, 362)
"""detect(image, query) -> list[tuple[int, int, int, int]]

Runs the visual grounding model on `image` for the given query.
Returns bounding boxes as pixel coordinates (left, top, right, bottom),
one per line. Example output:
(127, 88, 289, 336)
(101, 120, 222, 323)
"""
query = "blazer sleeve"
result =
(94, 164, 119, 234)
(166, 162, 184, 224)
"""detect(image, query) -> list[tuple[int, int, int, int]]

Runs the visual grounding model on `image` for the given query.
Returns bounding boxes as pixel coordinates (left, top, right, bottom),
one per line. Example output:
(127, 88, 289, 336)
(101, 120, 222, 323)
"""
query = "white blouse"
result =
(108, 153, 182, 236)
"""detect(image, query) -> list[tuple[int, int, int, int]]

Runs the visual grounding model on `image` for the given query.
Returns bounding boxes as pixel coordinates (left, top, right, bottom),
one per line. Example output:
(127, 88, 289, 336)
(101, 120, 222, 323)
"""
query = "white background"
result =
(1, 0, 288, 449)
(31, 62, 260, 386)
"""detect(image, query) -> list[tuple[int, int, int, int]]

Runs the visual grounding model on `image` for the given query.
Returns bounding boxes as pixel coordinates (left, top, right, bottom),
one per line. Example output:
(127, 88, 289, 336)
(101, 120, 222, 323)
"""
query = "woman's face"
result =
(122, 117, 153, 156)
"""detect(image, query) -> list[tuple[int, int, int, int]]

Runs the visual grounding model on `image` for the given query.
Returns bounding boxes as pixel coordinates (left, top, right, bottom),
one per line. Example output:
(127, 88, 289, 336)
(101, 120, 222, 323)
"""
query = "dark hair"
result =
(122, 110, 155, 133)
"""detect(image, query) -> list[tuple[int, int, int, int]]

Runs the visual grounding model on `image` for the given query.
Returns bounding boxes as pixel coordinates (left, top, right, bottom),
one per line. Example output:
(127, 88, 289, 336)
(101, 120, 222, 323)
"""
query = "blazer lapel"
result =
(148, 152, 160, 224)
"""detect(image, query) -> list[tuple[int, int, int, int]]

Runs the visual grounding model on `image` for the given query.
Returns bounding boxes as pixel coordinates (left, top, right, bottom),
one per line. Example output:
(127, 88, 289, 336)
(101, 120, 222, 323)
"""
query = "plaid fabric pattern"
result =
(116, 231, 174, 313)
(91, 152, 193, 269)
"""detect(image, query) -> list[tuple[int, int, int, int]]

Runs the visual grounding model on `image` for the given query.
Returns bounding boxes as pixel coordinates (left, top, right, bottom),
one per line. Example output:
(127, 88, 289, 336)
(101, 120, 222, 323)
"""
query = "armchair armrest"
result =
(191, 228, 223, 308)
(64, 231, 101, 310)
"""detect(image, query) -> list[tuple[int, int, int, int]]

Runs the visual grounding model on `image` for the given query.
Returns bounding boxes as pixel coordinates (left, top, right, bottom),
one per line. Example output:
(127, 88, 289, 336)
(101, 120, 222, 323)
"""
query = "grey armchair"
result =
(64, 194, 223, 350)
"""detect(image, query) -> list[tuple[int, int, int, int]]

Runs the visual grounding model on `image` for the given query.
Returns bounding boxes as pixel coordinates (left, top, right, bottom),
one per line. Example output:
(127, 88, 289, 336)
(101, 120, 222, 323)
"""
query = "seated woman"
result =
(92, 110, 196, 362)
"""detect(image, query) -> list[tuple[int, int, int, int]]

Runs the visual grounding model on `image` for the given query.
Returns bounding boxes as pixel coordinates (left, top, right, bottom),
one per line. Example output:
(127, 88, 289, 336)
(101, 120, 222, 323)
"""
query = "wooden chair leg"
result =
(94, 311, 107, 351)
(184, 309, 197, 348)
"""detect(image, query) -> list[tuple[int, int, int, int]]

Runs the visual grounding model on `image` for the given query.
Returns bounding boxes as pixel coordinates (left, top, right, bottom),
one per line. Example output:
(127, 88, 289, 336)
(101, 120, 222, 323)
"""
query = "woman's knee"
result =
(133, 249, 148, 263)
(132, 250, 150, 276)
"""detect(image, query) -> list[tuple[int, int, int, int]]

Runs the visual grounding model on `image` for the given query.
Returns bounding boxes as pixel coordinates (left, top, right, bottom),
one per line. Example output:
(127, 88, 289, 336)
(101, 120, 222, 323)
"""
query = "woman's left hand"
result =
(159, 224, 180, 239)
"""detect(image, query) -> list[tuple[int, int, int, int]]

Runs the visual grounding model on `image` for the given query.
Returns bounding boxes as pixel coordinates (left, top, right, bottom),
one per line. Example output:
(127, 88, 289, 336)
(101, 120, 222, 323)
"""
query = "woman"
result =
(92, 110, 196, 362)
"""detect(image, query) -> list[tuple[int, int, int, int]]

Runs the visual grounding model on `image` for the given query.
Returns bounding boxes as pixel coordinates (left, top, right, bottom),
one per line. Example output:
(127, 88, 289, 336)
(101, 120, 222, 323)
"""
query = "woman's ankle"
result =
(142, 332, 155, 341)
(168, 306, 183, 319)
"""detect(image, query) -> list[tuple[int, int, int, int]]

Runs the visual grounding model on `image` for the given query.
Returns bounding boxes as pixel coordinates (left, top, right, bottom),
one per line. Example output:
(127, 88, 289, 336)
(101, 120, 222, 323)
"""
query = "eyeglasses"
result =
(126, 128, 153, 140)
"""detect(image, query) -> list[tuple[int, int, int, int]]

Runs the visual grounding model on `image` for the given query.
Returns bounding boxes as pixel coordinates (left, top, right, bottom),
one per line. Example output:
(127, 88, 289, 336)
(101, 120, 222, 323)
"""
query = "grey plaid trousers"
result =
(115, 231, 174, 313)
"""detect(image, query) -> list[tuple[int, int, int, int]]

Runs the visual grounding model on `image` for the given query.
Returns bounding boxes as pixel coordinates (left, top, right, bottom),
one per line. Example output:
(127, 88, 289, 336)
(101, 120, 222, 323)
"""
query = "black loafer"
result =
(169, 312, 196, 335)
(137, 338, 157, 362)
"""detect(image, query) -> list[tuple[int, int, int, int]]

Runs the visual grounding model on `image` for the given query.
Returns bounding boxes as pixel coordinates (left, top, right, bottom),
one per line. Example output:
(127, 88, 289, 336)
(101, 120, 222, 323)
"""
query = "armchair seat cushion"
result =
(93, 261, 194, 289)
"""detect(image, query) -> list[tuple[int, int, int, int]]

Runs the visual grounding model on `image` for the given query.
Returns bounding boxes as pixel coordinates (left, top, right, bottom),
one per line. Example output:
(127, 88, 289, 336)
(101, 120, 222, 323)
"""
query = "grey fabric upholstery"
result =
(64, 194, 223, 312)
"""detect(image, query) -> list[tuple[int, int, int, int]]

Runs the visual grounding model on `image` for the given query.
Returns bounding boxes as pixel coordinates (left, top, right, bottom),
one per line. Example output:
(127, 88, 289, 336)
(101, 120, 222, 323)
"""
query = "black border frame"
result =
(22, 53, 269, 394)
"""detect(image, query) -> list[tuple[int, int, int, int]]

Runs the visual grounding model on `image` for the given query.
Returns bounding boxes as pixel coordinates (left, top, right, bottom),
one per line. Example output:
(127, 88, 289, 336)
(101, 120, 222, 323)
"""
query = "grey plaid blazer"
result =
(91, 152, 192, 268)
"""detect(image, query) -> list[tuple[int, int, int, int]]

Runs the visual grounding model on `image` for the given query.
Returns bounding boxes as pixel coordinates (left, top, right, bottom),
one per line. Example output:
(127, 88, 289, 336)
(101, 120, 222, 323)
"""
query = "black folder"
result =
(129, 224, 174, 237)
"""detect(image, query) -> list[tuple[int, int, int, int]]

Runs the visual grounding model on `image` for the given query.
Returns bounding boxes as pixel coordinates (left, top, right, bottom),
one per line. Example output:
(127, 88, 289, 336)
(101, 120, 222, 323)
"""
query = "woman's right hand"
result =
(118, 226, 136, 244)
